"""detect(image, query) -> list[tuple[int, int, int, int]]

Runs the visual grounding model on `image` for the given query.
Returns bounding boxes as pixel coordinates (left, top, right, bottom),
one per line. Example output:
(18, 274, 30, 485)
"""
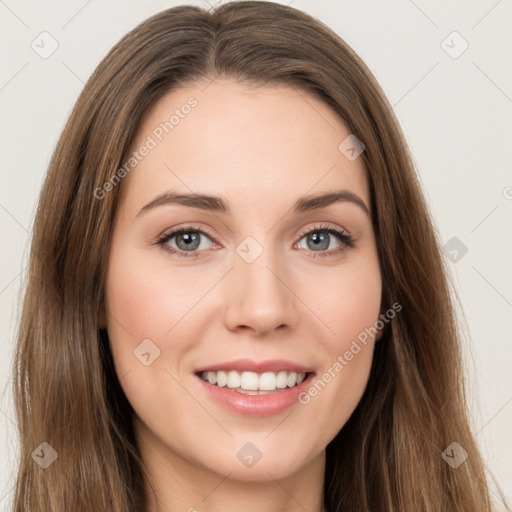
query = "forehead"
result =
(118, 79, 369, 215)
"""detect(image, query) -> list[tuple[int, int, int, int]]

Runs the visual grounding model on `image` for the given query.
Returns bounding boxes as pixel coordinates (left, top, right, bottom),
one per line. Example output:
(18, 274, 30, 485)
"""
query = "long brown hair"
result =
(12, 2, 508, 510)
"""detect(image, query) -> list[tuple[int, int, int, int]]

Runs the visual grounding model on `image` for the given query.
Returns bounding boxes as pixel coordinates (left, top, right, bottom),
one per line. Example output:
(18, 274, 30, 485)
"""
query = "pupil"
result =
(178, 232, 200, 250)
(309, 232, 328, 251)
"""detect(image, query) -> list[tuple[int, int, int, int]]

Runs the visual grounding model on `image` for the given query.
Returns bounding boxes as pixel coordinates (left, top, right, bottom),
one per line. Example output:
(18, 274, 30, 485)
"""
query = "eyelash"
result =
(155, 223, 355, 260)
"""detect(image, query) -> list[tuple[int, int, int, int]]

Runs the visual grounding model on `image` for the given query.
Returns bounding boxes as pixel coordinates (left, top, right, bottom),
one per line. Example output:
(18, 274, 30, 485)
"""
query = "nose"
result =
(222, 244, 300, 336)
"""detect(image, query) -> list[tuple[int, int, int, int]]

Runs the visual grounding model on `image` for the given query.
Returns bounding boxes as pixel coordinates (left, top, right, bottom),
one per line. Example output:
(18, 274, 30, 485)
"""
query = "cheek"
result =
(103, 247, 205, 421)
(104, 244, 224, 393)
(304, 255, 382, 345)
(334, 273, 381, 342)
(104, 247, 180, 385)
(294, 256, 381, 439)
(105, 246, 209, 342)
(326, 259, 382, 377)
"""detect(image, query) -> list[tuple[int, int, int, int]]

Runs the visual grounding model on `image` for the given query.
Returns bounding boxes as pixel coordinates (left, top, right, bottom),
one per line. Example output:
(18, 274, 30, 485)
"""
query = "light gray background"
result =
(1, 0, 511, 509)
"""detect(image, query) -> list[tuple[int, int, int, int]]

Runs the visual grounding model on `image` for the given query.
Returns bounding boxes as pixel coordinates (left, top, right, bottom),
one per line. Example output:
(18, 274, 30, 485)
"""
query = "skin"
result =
(104, 78, 382, 512)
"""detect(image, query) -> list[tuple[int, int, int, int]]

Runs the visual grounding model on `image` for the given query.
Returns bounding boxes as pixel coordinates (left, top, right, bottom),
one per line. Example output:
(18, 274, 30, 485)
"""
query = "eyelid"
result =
(295, 223, 351, 243)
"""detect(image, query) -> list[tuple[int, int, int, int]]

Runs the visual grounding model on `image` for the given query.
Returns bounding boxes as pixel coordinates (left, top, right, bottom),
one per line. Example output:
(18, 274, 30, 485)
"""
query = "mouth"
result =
(196, 370, 313, 395)
(193, 360, 316, 417)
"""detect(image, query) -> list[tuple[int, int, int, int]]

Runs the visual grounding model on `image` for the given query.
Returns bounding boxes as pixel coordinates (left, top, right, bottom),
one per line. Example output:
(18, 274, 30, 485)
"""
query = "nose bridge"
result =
(223, 234, 299, 334)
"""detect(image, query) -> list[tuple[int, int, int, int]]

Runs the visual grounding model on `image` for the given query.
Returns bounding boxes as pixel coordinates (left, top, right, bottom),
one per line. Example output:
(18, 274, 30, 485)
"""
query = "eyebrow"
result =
(137, 189, 371, 218)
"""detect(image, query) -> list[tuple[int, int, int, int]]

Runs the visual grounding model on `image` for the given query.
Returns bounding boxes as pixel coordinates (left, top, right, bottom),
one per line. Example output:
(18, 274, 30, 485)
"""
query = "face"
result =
(104, 78, 382, 484)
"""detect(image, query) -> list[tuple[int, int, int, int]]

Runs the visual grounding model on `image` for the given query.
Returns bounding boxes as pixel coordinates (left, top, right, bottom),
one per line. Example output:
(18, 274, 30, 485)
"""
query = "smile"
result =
(199, 370, 309, 395)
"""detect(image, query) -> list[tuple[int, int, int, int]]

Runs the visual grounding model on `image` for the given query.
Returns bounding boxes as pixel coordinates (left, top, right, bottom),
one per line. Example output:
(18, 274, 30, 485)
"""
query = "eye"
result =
(156, 226, 216, 259)
(296, 224, 355, 258)
(155, 223, 355, 259)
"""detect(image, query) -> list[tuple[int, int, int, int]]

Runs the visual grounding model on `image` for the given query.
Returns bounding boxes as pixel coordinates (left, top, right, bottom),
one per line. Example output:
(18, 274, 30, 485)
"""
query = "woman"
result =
(11, 2, 507, 511)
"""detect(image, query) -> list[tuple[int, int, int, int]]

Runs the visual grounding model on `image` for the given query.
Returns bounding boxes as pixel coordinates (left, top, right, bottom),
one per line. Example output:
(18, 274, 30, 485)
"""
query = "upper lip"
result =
(195, 358, 315, 375)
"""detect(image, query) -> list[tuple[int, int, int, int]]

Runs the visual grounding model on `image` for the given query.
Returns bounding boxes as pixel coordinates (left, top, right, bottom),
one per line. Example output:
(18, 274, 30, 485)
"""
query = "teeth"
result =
(227, 370, 241, 389)
(259, 372, 277, 391)
(216, 371, 227, 387)
(287, 371, 298, 387)
(240, 371, 259, 390)
(200, 370, 308, 391)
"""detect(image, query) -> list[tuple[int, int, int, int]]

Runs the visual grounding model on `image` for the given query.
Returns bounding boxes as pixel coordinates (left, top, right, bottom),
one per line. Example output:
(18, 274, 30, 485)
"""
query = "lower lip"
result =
(195, 373, 315, 418)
